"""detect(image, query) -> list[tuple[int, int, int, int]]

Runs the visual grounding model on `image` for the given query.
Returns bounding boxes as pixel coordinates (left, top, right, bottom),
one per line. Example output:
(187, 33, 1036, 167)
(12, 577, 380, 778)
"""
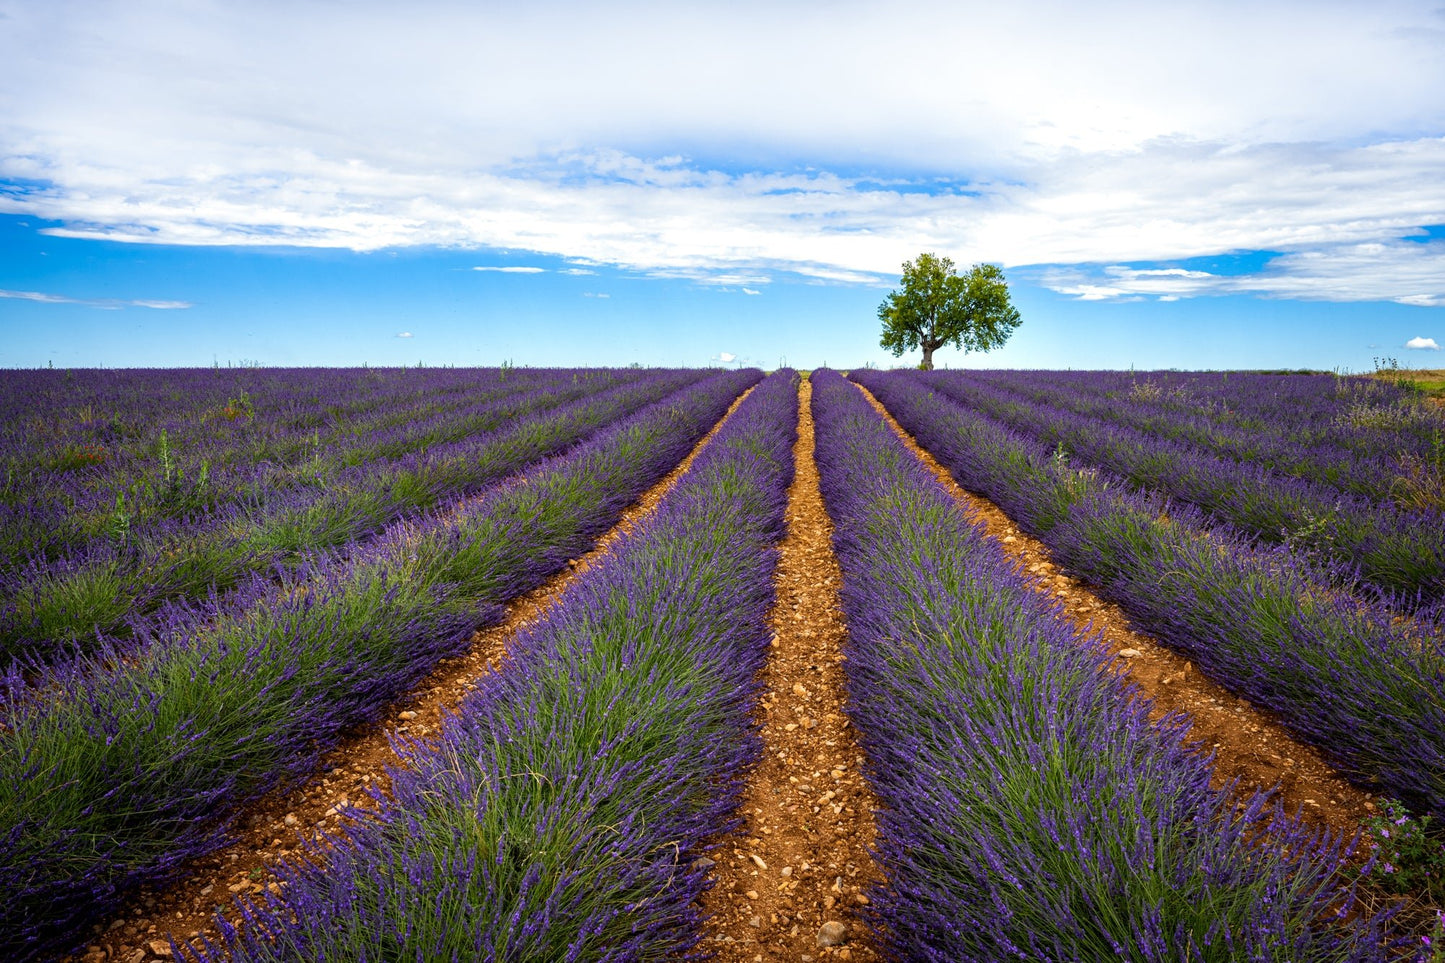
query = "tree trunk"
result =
(920, 343, 935, 370)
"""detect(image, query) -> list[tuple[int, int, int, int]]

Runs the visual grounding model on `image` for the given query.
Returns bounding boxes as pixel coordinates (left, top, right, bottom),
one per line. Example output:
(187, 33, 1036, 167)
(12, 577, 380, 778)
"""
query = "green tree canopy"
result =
(878, 253, 1021, 370)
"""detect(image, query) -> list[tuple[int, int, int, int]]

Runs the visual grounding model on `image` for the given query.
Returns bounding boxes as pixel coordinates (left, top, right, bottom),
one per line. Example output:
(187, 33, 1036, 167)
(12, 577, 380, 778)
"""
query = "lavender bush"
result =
(1, 369, 707, 662)
(853, 369, 1445, 820)
(812, 368, 1387, 962)
(912, 370, 1445, 605)
(178, 371, 799, 963)
(0, 369, 759, 960)
(0, 367, 597, 562)
(965, 369, 1438, 455)
(955, 369, 1441, 506)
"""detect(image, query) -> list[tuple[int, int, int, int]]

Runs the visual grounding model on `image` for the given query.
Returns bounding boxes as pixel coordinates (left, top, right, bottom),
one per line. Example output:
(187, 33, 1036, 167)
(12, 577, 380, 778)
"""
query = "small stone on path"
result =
(818, 920, 848, 947)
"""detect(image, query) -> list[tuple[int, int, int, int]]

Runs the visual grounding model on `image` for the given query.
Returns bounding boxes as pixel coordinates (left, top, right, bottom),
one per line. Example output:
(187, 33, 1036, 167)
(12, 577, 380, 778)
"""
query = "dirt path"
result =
(852, 381, 1378, 843)
(65, 387, 756, 963)
(699, 376, 881, 963)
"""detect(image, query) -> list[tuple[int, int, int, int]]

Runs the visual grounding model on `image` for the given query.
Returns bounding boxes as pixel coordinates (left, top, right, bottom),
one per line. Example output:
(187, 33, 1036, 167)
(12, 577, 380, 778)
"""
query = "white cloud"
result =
(128, 299, 191, 309)
(472, 266, 545, 273)
(582, 292, 609, 298)
(1039, 266, 1234, 301)
(1406, 336, 1441, 349)
(0, 287, 191, 309)
(395, 331, 413, 338)
(561, 268, 596, 275)
(1038, 240, 1445, 306)
(742, 288, 761, 295)
(0, 1, 1443, 302)
(676, 272, 774, 287)
(715, 352, 736, 363)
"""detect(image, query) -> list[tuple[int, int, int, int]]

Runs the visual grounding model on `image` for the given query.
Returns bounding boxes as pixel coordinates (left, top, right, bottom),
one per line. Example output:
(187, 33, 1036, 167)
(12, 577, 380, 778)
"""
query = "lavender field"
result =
(2, 366, 1442, 961)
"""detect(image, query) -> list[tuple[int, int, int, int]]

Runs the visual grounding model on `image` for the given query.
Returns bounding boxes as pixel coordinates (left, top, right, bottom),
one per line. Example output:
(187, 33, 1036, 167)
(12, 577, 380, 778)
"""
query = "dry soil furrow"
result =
(65, 386, 756, 963)
(699, 376, 881, 963)
(852, 380, 1378, 842)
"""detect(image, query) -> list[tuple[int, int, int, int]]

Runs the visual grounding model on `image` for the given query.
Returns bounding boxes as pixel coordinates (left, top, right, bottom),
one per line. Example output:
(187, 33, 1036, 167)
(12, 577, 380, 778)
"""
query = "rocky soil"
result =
(698, 377, 880, 962)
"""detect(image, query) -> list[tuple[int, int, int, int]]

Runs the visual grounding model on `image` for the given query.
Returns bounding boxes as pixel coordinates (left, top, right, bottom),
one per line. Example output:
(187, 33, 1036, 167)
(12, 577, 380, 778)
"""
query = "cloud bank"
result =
(1, 0, 1443, 303)
(1406, 336, 1441, 350)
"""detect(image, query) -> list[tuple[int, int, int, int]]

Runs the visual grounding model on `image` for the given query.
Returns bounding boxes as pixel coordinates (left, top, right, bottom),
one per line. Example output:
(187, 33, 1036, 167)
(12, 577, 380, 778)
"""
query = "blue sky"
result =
(2, 0, 1444, 371)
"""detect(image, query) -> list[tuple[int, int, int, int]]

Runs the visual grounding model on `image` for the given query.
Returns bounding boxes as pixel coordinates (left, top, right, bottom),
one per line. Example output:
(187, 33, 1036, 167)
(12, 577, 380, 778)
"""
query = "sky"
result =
(1, 0, 1444, 371)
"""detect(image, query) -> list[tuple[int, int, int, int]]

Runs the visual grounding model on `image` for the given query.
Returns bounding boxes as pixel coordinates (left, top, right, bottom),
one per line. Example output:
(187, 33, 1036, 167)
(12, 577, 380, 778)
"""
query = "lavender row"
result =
(954, 368, 1443, 506)
(0, 365, 505, 438)
(0, 368, 639, 574)
(910, 370, 1445, 605)
(0, 366, 574, 477)
(958, 369, 1440, 509)
(178, 371, 799, 963)
(961, 368, 1441, 507)
(0, 367, 589, 558)
(0, 369, 603, 593)
(811, 369, 1385, 961)
(1, 370, 707, 661)
(853, 369, 1445, 821)
(0, 369, 760, 960)
(970, 368, 1438, 458)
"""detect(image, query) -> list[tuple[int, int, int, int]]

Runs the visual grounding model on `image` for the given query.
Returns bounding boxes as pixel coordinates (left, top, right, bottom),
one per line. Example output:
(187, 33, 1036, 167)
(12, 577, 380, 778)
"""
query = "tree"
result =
(878, 253, 1021, 370)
